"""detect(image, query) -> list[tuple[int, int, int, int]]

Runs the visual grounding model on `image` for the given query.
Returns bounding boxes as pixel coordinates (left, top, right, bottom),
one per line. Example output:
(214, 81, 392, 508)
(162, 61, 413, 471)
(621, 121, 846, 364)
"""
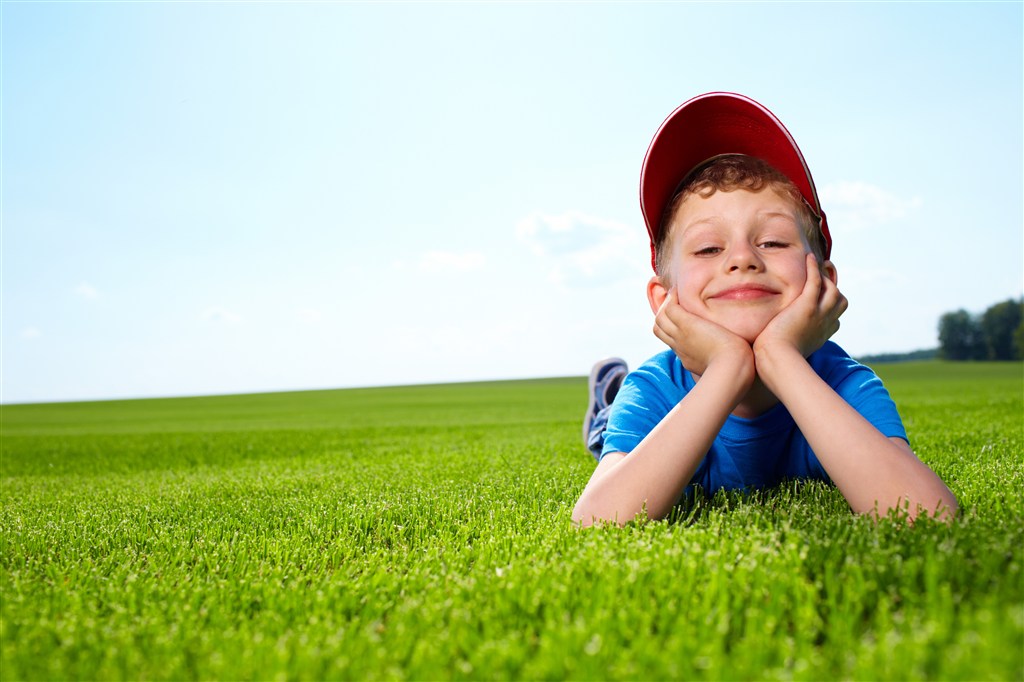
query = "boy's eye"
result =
(759, 240, 789, 249)
(694, 246, 722, 256)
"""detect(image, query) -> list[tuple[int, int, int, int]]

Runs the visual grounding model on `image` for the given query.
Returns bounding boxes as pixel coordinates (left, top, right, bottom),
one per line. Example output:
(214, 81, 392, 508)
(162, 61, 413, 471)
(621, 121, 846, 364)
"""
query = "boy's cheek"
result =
(673, 273, 704, 311)
(788, 256, 813, 294)
(676, 289, 714, 319)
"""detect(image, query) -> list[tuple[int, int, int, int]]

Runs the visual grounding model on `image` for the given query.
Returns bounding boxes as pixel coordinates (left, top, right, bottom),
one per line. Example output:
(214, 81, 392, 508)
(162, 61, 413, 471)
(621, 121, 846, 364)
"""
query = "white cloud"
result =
(515, 210, 649, 287)
(202, 306, 242, 323)
(20, 327, 41, 340)
(820, 181, 923, 231)
(74, 281, 99, 299)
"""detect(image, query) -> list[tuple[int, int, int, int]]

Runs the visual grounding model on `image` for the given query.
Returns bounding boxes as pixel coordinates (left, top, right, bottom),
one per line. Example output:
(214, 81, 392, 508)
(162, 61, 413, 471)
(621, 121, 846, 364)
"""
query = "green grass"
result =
(2, 362, 1022, 680)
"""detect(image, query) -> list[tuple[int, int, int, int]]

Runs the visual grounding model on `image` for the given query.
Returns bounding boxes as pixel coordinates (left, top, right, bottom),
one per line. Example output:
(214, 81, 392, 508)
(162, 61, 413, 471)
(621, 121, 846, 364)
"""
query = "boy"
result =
(573, 92, 957, 526)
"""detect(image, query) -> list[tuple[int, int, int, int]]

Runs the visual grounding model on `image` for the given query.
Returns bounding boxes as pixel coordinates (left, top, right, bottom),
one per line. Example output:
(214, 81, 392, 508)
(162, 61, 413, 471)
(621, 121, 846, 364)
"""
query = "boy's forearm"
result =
(572, 355, 754, 526)
(755, 345, 957, 520)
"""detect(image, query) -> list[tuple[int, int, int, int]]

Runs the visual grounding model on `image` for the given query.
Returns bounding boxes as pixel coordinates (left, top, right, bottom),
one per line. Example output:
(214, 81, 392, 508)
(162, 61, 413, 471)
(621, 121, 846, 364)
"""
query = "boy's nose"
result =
(726, 245, 763, 272)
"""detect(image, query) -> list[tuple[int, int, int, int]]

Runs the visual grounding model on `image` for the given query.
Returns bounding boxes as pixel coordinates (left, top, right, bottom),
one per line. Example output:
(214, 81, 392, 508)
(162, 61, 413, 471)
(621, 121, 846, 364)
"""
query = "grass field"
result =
(2, 361, 1022, 680)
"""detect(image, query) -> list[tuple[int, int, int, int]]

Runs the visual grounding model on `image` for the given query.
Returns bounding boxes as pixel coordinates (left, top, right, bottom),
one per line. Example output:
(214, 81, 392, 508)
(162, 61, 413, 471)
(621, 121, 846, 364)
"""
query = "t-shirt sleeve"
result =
(817, 350, 909, 444)
(599, 361, 679, 461)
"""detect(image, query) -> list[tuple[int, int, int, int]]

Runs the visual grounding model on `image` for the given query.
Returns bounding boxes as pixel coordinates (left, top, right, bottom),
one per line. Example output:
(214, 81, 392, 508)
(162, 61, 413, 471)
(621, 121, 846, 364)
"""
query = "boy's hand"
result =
(754, 253, 848, 361)
(654, 287, 755, 379)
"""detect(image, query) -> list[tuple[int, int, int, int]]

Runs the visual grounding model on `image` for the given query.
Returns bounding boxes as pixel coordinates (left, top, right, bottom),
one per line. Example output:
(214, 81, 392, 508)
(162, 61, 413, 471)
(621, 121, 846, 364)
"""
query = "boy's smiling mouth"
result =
(710, 283, 780, 301)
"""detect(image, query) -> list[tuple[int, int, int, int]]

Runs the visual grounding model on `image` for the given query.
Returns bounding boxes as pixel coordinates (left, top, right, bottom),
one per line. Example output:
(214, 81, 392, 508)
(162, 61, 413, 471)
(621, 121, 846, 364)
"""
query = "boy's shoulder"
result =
(632, 347, 689, 384)
(806, 341, 860, 376)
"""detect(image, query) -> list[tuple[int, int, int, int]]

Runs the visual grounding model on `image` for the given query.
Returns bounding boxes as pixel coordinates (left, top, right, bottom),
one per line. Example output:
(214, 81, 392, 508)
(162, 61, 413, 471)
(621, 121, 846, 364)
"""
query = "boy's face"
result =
(661, 188, 818, 344)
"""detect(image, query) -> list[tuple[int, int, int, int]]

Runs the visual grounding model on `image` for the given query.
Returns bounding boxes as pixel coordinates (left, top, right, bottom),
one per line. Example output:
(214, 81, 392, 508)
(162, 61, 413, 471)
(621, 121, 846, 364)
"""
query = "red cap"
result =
(640, 92, 831, 270)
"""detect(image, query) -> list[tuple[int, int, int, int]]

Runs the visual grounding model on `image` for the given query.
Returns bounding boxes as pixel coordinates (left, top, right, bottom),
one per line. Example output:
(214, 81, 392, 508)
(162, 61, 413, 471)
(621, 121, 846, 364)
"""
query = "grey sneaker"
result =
(582, 357, 628, 456)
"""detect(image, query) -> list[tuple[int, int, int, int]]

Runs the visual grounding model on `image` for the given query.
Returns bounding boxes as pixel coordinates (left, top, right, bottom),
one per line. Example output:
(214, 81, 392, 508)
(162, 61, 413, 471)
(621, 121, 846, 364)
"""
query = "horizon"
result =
(4, 347, 995, 408)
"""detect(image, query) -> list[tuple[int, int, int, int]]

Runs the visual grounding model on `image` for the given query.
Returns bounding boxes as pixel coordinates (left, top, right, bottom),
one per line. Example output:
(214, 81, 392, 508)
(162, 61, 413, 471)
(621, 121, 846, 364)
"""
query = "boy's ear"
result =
(821, 260, 838, 285)
(647, 276, 670, 315)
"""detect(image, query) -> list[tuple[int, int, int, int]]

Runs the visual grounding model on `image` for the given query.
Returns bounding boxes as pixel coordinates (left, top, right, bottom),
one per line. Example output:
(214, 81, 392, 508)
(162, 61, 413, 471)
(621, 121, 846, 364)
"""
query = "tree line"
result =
(937, 297, 1023, 361)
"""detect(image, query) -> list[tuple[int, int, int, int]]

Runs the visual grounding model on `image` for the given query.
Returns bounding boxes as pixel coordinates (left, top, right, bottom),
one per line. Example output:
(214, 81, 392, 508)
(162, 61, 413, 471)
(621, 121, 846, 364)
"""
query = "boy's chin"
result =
(693, 307, 773, 344)
(720, 320, 768, 345)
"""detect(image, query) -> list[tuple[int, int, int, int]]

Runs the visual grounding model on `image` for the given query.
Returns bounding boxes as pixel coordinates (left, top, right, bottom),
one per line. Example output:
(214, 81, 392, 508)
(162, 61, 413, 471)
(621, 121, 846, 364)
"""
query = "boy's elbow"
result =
(907, 495, 958, 524)
(934, 491, 959, 521)
(867, 490, 959, 524)
(571, 502, 603, 528)
(570, 502, 586, 527)
(920, 481, 959, 522)
(571, 499, 624, 528)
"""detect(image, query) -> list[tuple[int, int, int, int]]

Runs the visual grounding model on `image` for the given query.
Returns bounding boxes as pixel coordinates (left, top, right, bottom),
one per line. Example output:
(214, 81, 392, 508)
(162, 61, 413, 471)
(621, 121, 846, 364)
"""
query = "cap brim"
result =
(640, 92, 830, 269)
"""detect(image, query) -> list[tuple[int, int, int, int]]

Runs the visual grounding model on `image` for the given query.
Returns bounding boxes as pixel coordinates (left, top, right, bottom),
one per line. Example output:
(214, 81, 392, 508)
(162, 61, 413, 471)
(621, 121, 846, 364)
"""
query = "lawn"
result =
(2, 362, 1022, 680)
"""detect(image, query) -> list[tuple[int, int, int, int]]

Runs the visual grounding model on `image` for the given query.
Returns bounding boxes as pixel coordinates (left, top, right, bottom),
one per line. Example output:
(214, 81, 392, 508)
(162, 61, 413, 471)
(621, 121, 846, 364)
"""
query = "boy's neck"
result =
(730, 379, 780, 419)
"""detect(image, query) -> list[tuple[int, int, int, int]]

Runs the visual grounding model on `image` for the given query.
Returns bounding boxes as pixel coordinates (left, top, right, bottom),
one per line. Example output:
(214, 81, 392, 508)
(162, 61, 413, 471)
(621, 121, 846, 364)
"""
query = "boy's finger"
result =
(813, 256, 831, 305)
(652, 322, 668, 345)
(654, 310, 676, 335)
(819, 275, 840, 307)
(657, 287, 676, 314)
(654, 304, 681, 339)
(834, 292, 849, 318)
(801, 253, 821, 301)
(819, 274, 847, 316)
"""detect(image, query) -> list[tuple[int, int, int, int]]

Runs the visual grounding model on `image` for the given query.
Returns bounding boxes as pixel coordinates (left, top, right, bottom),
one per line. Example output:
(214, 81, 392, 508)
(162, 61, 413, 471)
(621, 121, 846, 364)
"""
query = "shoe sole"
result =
(583, 357, 627, 446)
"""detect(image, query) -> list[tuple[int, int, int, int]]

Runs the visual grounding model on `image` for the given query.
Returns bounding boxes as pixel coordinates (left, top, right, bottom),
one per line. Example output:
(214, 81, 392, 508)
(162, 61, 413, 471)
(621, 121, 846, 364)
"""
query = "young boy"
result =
(573, 92, 957, 526)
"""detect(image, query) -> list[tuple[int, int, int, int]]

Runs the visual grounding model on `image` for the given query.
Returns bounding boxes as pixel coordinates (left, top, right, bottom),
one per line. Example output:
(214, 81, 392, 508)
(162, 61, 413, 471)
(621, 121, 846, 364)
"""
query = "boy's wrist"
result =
(752, 341, 805, 394)
(703, 346, 756, 401)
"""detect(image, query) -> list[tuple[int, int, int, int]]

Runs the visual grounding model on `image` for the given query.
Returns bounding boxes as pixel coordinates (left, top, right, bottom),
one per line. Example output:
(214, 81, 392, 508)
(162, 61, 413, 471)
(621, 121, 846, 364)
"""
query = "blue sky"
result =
(3, 2, 1022, 403)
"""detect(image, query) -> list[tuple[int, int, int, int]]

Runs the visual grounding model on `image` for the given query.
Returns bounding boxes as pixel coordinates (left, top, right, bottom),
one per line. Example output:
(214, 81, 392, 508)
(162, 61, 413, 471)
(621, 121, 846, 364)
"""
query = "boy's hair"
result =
(654, 155, 826, 279)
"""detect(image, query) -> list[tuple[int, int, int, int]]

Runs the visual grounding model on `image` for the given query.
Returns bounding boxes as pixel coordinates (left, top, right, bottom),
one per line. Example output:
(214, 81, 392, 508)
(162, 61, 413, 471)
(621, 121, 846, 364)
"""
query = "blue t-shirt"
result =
(600, 342, 907, 495)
